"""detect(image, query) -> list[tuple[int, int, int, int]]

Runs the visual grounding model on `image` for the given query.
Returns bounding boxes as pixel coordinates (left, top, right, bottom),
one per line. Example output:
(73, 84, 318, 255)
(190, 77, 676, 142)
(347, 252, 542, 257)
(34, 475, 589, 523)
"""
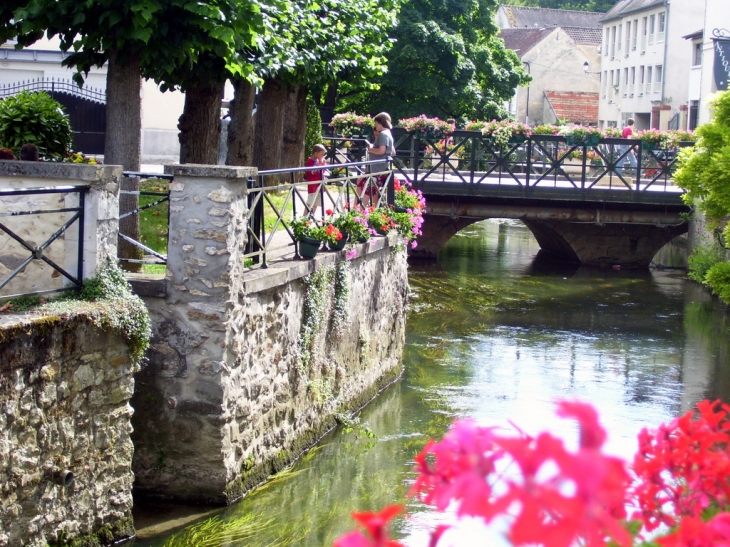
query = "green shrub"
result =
(687, 243, 726, 283)
(305, 97, 323, 157)
(0, 91, 73, 159)
(705, 261, 730, 304)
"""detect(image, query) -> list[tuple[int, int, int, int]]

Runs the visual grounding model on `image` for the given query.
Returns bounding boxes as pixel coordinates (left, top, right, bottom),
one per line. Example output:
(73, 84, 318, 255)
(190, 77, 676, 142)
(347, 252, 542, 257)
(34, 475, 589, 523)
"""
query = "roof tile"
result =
(544, 91, 600, 125)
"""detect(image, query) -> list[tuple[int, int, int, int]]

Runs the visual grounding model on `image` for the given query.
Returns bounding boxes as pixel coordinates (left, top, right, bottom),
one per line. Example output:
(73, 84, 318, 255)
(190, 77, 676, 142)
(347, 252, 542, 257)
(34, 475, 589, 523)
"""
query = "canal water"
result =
(132, 219, 730, 547)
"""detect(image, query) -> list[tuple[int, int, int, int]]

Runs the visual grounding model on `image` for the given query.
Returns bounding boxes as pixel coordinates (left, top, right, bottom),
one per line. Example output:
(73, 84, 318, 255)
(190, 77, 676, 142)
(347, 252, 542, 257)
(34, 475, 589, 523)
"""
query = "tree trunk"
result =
(321, 82, 339, 124)
(178, 79, 224, 164)
(105, 49, 143, 272)
(226, 78, 256, 166)
(253, 77, 288, 179)
(280, 84, 308, 170)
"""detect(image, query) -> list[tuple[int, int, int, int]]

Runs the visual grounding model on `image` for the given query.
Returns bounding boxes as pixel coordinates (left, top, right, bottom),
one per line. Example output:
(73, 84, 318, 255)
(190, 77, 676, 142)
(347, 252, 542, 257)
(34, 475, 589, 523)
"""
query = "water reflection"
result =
(133, 220, 730, 547)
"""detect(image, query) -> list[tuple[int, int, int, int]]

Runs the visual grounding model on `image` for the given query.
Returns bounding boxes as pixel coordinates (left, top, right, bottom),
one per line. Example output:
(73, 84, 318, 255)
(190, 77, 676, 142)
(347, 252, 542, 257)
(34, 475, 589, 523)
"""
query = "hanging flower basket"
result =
(508, 135, 526, 144)
(298, 236, 322, 259)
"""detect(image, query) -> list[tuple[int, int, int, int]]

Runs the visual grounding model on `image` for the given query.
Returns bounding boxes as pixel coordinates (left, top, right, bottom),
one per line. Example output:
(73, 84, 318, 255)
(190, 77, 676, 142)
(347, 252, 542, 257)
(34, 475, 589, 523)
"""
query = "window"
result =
(647, 66, 653, 92)
(655, 65, 663, 92)
(626, 21, 631, 54)
(633, 19, 638, 50)
(623, 68, 629, 96)
(649, 14, 655, 45)
(641, 17, 648, 51)
(689, 100, 699, 130)
(657, 12, 665, 42)
(611, 26, 616, 58)
(602, 70, 608, 97)
(617, 24, 622, 52)
(604, 28, 610, 56)
(629, 66, 636, 97)
(693, 42, 703, 66)
(639, 66, 645, 94)
(610, 70, 615, 101)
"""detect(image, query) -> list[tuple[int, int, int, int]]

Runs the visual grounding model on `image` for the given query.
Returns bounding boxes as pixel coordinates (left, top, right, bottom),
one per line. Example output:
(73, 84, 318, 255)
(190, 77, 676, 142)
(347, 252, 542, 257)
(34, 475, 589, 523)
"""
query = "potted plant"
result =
(331, 206, 372, 244)
(562, 125, 591, 146)
(330, 112, 375, 138)
(481, 120, 532, 147)
(366, 207, 396, 236)
(290, 217, 325, 259)
(393, 178, 426, 213)
(398, 115, 453, 140)
(638, 128, 664, 150)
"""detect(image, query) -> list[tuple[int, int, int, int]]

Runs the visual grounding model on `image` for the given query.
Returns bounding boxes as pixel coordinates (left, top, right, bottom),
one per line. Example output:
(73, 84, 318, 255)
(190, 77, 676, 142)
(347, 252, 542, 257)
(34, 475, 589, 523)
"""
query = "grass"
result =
(139, 178, 170, 275)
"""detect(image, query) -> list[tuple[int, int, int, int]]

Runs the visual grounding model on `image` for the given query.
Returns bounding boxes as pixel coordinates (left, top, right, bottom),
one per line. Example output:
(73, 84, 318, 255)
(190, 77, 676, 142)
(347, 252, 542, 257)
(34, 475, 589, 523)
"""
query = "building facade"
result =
(498, 5, 603, 126)
(598, 0, 703, 130)
(689, 0, 730, 126)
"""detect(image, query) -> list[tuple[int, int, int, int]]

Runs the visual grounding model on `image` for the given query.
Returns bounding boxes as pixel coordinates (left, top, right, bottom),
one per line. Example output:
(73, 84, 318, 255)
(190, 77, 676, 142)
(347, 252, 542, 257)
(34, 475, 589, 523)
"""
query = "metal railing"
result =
(0, 185, 88, 301)
(325, 130, 693, 195)
(245, 160, 395, 267)
(118, 172, 172, 267)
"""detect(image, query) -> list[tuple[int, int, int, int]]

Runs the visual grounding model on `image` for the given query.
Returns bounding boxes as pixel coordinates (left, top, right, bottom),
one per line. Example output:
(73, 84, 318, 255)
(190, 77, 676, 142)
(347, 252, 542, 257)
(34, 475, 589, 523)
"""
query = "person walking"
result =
(617, 118, 637, 177)
(304, 144, 328, 215)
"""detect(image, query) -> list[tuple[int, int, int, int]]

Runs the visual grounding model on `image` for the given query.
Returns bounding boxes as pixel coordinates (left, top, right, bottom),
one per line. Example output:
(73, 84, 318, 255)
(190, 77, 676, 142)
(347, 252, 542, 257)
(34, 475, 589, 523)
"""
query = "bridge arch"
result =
(411, 207, 688, 268)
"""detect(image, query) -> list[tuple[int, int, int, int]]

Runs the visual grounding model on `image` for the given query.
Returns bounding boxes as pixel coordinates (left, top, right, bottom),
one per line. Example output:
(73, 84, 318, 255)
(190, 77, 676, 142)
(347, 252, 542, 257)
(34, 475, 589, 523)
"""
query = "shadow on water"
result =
(131, 219, 730, 547)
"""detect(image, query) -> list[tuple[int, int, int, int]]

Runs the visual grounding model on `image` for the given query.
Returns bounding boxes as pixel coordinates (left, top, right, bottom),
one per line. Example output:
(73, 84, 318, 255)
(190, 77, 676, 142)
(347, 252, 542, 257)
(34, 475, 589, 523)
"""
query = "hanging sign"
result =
(713, 29, 730, 91)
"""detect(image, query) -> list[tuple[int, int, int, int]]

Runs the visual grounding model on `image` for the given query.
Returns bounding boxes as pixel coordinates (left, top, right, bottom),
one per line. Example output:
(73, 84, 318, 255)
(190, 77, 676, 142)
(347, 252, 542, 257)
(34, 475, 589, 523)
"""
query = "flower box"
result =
(298, 236, 321, 259)
(641, 141, 661, 151)
(565, 134, 601, 146)
(508, 135, 526, 144)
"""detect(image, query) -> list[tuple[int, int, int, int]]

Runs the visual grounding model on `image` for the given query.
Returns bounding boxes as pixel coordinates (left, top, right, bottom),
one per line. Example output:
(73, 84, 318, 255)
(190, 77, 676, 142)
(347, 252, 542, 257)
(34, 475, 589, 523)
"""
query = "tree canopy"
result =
(340, 0, 530, 121)
(675, 90, 730, 234)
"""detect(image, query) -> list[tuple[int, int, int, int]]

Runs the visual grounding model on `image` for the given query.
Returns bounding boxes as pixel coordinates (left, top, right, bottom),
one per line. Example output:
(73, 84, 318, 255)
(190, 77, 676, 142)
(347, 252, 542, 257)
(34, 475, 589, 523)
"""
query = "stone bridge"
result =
(407, 180, 690, 268)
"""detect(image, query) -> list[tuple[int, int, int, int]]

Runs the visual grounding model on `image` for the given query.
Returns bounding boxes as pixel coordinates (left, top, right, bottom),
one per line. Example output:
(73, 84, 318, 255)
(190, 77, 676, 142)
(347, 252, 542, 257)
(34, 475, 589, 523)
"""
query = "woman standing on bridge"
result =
(363, 112, 395, 206)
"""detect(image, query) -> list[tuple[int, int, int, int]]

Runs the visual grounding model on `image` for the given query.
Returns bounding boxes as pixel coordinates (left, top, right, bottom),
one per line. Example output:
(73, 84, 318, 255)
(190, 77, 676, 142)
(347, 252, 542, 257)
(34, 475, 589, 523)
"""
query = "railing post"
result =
(412, 135, 420, 183)
(387, 159, 395, 206)
(635, 141, 642, 192)
(470, 135, 477, 184)
(77, 189, 86, 291)
(581, 144, 588, 190)
(526, 137, 532, 188)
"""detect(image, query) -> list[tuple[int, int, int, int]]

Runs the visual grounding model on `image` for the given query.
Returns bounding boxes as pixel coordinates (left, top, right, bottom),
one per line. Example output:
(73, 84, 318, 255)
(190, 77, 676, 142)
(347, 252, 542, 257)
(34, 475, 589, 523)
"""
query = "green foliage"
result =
(0, 91, 73, 158)
(255, 0, 396, 88)
(305, 98, 322, 158)
(705, 261, 730, 304)
(675, 91, 730, 244)
(45, 259, 151, 365)
(502, 0, 615, 10)
(341, 0, 530, 120)
(687, 243, 726, 283)
(11, 0, 267, 90)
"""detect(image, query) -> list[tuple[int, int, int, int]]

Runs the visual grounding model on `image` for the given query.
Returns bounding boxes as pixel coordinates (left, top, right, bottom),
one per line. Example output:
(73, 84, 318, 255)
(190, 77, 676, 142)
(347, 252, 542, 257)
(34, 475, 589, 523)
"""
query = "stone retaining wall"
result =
(0, 313, 136, 547)
(130, 164, 409, 504)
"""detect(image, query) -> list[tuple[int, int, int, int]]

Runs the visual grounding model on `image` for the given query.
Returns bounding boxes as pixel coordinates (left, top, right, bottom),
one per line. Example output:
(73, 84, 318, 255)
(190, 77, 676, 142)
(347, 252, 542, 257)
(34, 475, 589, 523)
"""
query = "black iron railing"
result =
(324, 129, 693, 195)
(119, 172, 173, 266)
(0, 185, 88, 301)
(245, 160, 394, 267)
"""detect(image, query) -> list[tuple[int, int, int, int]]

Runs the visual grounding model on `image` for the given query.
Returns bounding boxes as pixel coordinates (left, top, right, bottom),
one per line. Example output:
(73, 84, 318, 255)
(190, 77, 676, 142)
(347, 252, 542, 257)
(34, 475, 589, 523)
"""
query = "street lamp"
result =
(583, 61, 600, 75)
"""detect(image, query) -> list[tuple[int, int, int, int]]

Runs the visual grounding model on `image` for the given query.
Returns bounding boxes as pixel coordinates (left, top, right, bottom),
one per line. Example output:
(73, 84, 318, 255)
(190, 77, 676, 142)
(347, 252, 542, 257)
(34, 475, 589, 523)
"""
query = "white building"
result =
(1, 37, 185, 164)
(598, 0, 704, 130)
(684, 0, 730, 127)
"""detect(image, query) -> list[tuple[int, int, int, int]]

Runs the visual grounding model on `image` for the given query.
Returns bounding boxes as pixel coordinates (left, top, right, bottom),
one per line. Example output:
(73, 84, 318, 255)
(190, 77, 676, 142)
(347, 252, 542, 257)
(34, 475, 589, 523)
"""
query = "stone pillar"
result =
(132, 164, 256, 503)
